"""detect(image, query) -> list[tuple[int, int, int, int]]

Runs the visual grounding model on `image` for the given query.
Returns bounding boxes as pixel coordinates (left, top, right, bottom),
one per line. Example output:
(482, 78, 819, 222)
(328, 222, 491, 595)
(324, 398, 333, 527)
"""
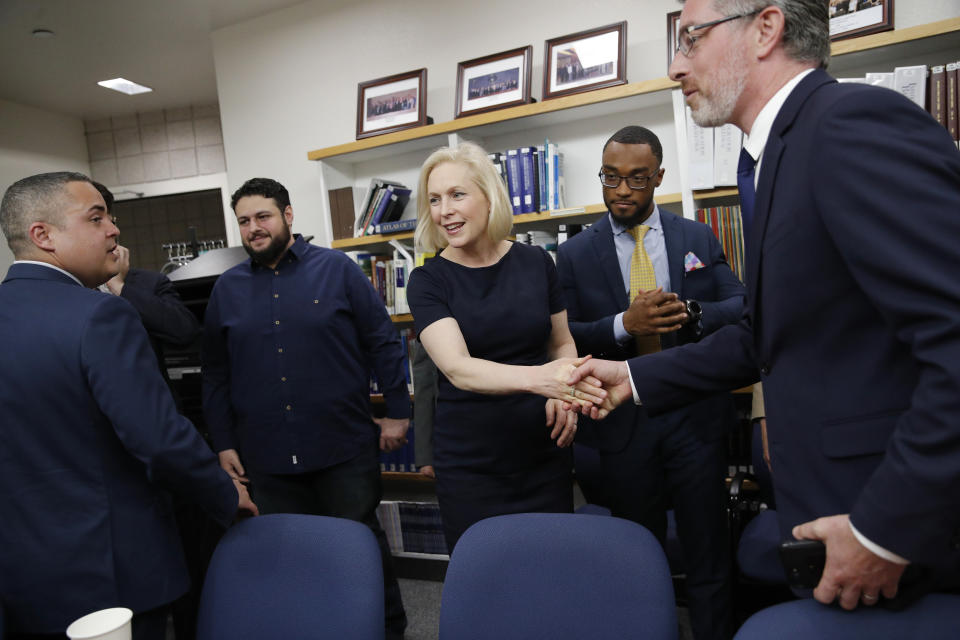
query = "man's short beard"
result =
(243, 224, 291, 265)
(690, 47, 748, 128)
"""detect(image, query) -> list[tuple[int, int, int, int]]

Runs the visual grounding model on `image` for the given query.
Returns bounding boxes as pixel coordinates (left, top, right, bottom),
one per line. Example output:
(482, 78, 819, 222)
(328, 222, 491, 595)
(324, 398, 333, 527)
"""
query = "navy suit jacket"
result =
(628, 69, 960, 581)
(557, 209, 745, 452)
(0, 263, 237, 633)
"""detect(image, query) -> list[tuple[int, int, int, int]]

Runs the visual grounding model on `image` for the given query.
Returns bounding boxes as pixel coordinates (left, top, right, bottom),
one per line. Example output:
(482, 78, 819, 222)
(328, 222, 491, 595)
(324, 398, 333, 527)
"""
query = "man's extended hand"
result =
(623, 287, 686, 336)
(376, 417, 409, 452)
(792, 514, 907, 610)
(533, 355, 607, 409)
(566, 359, 633, 419)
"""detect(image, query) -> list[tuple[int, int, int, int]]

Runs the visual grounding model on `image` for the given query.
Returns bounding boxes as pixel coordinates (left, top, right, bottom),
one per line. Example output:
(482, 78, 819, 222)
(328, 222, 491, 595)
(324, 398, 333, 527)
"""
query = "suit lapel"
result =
(661, 210, 685, 297)
(588, 215, 631, 310)
(747, 69, 834, 313)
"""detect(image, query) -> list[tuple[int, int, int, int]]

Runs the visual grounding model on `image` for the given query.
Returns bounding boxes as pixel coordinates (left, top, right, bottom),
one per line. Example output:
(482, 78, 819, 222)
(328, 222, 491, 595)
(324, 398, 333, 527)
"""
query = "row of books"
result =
(695, 206, 746, 284)
(488, 140, 566, 216)
(356, 250, 410, 315)
(369, 327, 416, 396)
(839, 61, 960, 148)
(354, 178, 413, 237)
(376, 500, 448, 556)
(379, 414, 418, 472)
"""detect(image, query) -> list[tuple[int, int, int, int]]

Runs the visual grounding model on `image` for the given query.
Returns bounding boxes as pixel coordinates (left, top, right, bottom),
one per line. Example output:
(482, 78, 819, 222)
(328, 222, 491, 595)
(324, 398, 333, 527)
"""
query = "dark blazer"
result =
(0, 263, 237, 634)
(120, 268, 200, 388)
(557, 209, 745, 451)
(120, 268, 200, 348)
(628, 69, 960, 579)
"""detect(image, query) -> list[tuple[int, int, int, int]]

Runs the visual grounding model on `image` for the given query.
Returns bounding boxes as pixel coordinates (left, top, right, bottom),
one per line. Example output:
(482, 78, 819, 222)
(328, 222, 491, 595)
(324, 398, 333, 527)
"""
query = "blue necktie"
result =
(737, 148, 757, 246)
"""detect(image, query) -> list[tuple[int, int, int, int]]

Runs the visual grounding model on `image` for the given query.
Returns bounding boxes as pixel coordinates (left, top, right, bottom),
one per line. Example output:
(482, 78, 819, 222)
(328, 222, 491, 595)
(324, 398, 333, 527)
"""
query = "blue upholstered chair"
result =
(196, 514, 383, 640)
(733, 593, 960, 639)
(439, 512, 678, 640)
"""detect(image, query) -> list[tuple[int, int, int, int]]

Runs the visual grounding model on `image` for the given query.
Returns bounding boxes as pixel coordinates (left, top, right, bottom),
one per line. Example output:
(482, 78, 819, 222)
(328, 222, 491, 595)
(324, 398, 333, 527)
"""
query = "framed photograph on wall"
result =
(829, 0, 893, 41)
(666, 11, 682, 70)
(543, 22, 627, 101)
(455, 46, 533, 118)
(356, 68, 429, 140)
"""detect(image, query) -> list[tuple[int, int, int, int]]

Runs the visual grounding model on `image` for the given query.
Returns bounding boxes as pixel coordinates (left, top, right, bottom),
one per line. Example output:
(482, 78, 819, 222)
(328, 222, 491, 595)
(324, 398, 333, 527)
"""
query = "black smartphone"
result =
(778, 539, 826, 589)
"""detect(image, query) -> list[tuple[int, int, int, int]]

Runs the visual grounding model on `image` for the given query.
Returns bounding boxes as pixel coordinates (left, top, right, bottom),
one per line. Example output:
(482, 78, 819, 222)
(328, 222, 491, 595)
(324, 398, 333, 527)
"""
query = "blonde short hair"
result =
(414, 141, 513, 253)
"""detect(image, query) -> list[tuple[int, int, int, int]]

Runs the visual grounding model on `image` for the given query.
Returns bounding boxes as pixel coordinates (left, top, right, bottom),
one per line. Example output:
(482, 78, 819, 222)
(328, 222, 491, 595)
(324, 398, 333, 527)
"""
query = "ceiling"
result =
(0, 0, 309, 122)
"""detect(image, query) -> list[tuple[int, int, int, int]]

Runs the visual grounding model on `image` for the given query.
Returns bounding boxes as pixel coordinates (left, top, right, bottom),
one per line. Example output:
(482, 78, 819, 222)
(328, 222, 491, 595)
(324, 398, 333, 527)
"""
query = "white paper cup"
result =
(65, 607, 133, 640)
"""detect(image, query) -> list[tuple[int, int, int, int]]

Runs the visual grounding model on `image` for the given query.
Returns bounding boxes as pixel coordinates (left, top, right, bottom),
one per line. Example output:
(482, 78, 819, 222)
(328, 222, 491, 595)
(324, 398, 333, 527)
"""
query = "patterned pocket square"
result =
(684, 251, 706, 272)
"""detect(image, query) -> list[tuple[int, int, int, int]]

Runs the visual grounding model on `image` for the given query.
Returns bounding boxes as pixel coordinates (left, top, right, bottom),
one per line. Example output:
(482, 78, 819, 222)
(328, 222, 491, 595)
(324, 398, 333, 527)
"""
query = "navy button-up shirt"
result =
(202, 235, 410, 474)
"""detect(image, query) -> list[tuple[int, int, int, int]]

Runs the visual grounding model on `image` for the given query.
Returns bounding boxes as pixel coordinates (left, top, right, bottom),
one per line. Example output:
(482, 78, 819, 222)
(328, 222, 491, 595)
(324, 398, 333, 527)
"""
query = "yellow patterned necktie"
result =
(629, 224, 661, 355)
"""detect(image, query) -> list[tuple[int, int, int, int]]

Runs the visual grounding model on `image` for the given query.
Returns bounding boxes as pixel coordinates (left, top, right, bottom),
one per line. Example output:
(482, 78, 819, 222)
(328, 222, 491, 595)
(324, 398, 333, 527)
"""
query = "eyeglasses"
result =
(675, 9, 761, 57)
(598, 170, 659, 191)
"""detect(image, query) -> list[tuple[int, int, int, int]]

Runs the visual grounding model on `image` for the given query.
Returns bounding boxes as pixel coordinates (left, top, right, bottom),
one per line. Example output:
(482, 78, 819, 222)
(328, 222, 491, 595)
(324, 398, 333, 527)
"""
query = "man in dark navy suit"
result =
(570, 0, 960, 613)
(0, 172, 256, 639)
(557, 125, 745, 640)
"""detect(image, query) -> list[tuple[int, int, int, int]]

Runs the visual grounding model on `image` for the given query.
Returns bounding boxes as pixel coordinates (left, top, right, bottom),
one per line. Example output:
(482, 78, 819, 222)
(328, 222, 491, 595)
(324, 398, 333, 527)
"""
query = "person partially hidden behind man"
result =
(92, 181, 201, 401)
(0, 172, 257, 640)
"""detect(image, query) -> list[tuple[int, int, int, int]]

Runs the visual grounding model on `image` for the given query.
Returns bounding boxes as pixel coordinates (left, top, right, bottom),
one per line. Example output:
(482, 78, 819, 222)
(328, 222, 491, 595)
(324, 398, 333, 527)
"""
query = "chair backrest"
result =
(734, 593, 960, 639)
(196, 514, 383, 640)
(439, 512, 678, 640)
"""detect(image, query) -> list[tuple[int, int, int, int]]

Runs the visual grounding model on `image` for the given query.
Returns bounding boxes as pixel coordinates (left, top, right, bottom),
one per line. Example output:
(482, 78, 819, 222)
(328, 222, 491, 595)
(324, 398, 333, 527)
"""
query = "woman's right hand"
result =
(532, 356, 607, 408)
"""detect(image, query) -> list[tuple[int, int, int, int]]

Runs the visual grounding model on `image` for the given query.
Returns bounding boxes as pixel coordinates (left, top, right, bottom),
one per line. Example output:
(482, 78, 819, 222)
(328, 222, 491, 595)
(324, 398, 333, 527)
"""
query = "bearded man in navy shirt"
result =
(202, 177, 409, 639)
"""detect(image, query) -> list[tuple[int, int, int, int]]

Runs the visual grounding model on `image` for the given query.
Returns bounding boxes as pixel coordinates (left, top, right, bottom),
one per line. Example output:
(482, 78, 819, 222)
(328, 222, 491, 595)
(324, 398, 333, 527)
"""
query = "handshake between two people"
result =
(542, 356, 633, 422)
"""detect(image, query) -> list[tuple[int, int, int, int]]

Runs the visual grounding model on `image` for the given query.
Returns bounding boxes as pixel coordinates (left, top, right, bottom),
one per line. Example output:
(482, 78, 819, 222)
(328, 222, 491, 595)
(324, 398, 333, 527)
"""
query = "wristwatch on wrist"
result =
(683, 299, 702, 326)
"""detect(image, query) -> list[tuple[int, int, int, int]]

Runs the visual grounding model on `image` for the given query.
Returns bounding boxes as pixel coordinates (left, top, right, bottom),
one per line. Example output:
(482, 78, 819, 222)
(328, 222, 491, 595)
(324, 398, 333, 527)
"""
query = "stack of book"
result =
(355, 178, 413, 237)
(377, 501, 448, 556)
(488, 140, 566, 216)
(399, 502, 447, 555)
(355, 251, 411, 316)
(695, 205, 745, 284)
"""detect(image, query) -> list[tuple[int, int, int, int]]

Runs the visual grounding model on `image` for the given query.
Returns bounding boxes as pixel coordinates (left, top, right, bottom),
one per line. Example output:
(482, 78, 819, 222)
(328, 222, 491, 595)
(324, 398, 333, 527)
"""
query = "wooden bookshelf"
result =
(329, 189, 739, 252)
(830, 16, 960, 57)
(382, 470, 433, 483)
(308, 17, 960, 163)
(307, 76, 678, 162)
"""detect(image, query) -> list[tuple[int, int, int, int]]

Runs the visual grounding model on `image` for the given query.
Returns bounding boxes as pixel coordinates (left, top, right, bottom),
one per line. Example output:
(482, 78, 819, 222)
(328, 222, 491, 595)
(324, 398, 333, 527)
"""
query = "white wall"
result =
(211, 0, 960, 247)
(212, 0, 685, 246)
(0, 99, 90, 272)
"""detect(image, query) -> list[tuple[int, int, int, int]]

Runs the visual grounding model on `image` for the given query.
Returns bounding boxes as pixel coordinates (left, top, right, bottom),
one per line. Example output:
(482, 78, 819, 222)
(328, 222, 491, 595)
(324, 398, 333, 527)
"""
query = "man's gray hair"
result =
(0, 171, 92, 255)
(708, 0, 830, 67)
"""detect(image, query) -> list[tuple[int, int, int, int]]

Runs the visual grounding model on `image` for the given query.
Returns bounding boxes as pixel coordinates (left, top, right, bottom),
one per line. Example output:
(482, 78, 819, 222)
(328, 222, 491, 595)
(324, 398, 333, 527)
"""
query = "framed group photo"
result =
(829, 0, 893, 41)
(356, 68, 429, 140)
(543, 21, 627, 101)
(455, 46, 533, 118)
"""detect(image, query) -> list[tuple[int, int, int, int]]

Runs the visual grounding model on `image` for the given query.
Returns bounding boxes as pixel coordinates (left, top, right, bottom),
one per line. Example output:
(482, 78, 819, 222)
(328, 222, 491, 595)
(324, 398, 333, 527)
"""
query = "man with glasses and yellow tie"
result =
(556, 126, 745, 640)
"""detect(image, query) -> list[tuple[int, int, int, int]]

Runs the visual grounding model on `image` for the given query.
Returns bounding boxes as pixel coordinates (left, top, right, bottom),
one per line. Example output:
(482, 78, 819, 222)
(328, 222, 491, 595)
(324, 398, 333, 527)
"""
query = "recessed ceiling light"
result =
(98, 78, 153, 96)
(32, 28, 55, 38)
